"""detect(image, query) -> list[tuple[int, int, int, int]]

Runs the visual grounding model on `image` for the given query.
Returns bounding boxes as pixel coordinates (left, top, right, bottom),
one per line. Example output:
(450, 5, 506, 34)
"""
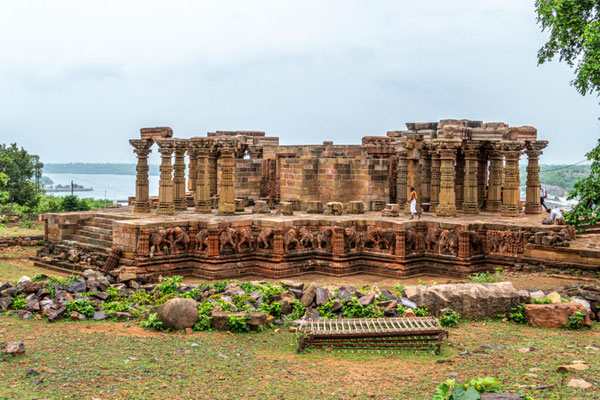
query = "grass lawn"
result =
(0, 224, 43, 238)
(0, 249, 598, 399)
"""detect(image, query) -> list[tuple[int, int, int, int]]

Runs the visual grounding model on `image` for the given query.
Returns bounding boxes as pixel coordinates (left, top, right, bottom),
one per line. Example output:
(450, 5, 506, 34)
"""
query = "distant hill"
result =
(44, 163, 160, 176)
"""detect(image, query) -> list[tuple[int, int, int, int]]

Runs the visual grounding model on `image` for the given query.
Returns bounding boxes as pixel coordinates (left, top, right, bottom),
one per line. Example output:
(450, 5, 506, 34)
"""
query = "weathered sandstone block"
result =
(525, 303, 591, 328)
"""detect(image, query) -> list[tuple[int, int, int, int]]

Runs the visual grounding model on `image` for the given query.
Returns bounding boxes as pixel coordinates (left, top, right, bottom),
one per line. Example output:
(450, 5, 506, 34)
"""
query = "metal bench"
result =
(296, 317, 447, 353)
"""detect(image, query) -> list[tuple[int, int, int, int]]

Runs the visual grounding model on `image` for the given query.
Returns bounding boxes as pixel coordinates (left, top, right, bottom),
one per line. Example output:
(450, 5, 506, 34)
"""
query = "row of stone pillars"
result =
(129, 138, 237, 215)
(397, 139, 547, 217)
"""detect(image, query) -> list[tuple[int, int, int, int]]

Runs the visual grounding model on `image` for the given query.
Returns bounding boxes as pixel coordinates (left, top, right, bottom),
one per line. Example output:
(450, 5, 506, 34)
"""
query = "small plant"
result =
(140, 313, 165, 331)
(506, 304, 527, 324)
(156, 276, 183, 297)
(232, 294, 255, 311)
(439, 309, 461, 328)
(467, 271, 502, 283)
(227, 314, 251, 333)
(259, 282, 283, 301)
(66, 299, 96, 318)
(208, 280, 228, 292)
(101, 300, 132, 317)
(564, 311, 586, 330)
(286, 300, 306, 322)
(433, 377, 502, 400)
(240, 281, 262, 294)
(341, 297, 384, 318)
(317, 298, 339, 319)
(9, 294, 27, 310)
(258, 301, 283, 319)
(193, 302, 214, 331)
(531, 298, 551, 304)
(414, 306, 429, 317)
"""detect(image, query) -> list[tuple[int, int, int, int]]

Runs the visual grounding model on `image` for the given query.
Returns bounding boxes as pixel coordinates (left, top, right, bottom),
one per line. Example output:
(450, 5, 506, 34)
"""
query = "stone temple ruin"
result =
(35, 120, 599, 280)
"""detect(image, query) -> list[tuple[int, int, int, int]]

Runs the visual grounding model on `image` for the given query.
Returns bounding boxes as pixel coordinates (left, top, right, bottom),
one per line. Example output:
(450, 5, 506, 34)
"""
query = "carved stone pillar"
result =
(454, 151, 465, 210)
(462, 142, 479, 214)
(430, 150, 441, 212)
(208, 150, 218, 198)
(218, 144, 236, 214)
(173, 140, 188, 211)
(435, 140, 460, 217)
(501, 142, 523, 217)
(486, 145, 503, 212)
(524, 141, 548, 214)
(396, 150, 408, 209)
(477, 148, 488, 210)
(187, 146, 197, 193)
(420, 146, 432, 205)
(406, 158, 421, 213)
(129, 139, 153, 213)
(192, 139, 212, 213)
(156, 138, 176, 215)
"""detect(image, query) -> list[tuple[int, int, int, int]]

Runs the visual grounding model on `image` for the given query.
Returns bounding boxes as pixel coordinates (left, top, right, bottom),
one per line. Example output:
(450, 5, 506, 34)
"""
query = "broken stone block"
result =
(325, 202, 343, 215)
(252, 200, 270, 214)
(300, 283, 317, 306)
(381, 203, 400, 217)
(525, 302, 592, 328)
(2, 342, 25, 356)
(347, 201, 365, 214)
(306, 201, 323, 214)
(278, 202, 293, 216)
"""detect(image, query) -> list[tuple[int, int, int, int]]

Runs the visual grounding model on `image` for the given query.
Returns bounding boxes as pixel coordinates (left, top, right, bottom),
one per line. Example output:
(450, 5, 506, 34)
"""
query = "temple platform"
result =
(36, 206, 600, 281)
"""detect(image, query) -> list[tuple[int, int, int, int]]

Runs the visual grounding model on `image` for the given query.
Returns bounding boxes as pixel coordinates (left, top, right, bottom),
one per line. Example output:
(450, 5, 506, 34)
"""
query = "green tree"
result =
(60, 195, 90, 212)
(536, 0, 600, 95)
(0, 143, 41, 206)
(566, 139, 600, 230)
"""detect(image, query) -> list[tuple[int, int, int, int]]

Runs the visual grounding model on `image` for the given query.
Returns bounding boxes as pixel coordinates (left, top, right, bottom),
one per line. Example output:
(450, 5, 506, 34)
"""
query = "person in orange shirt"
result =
(409, 187, 420, 219)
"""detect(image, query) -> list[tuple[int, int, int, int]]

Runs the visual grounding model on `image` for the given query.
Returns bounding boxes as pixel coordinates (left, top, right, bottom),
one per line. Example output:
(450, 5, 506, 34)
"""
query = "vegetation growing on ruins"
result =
(565, 138, 600, 230)
(0, 143, 43, 207)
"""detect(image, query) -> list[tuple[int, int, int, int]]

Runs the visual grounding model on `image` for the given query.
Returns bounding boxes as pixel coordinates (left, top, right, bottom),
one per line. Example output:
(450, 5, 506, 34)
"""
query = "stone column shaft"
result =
(420, 150, 432, 205)
(396, 151, 408, 209)
(486, 147, 503, 212)
(156, 139, 176, 215)
(501, 143, 523, 217)
(218, 145, 236, 214)
(435, 141, 460, 217)
(462, 143, 479, 214)
(525, 142, 547, 214)
(187, 148, 197, 193)
(454, 152, 465, 209)
(430, 152, 441, 212)
(406, 158, 421, 213)
(477, 150, 488, 208)
(130, 139, 153, 213)
(194, 141, 212, 213)
(173, 141, 188, 211)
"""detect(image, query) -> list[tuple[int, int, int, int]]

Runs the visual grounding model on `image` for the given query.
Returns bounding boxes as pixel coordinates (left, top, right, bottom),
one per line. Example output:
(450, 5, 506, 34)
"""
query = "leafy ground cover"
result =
(0, 224, 43, 238)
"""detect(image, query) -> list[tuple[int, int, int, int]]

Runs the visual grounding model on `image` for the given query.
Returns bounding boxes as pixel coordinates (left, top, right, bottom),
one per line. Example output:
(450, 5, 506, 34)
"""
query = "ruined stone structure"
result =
(36, 120, 599, 281)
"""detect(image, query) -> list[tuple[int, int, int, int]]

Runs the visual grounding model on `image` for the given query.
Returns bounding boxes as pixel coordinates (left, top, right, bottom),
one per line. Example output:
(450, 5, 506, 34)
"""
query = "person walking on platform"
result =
(409, 187, 420, 219)
(540, 186, 549, 210)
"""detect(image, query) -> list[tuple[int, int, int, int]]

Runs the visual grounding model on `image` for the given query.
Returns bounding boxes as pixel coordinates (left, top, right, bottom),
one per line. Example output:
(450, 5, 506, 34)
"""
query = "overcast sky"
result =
(1, 0, 598, 164)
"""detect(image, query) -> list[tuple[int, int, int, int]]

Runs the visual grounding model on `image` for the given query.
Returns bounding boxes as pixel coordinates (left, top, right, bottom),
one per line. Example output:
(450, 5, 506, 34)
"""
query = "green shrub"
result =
(433, 377, 501, 400)
(258, 301, 283, 319)
(156, 276, 183, 297)
(467, 271, 502, 283)
(232, 294, 255, 311)
(101, 300, 131, 317)
(227, 314, 251, 333)
(439, 310, 461, 328)
(193, 302, 214, 331)
(531, 298, 551, 304)
(140, 313, 165, 331)
(414, 306, 429, 317)
(285, 300, 306, 322)
(9, 294, 27, 310)
(259, 282, 283, 300)
(208, 281, 228, 292)
(239, 281, 262, 294)
(506, 304, 527, 324)
(318, 298, 339, 319)
(341, 297, 384, 318)
(60, 195, 90, 211)
(66, 299, 96, 318)
(564, 311, 587, 330)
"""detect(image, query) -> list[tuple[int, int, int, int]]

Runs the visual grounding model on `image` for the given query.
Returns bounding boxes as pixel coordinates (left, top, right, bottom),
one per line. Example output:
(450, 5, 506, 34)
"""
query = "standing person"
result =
(409, 187, 420, 219)
(540, 186, 549, 210)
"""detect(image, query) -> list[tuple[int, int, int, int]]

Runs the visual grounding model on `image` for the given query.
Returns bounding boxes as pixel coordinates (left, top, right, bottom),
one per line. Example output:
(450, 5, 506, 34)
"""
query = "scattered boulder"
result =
(210, 311, 267, 331)
(557, 364, 589, 372)
(47, 306, 67, 322)
(2, 341, 25, 356)
(402, 309, 416, 318)
(404, 282, 520, 319)
(399, 297, 417, 309)
(337, 286, 355, 300)
(567, 379, 593, 389)
(545, 292, 561, 303)
(300, 283, 317, 306)
(16, 276, 31, 290)
(315, 287, 330, 306)
(529, 290, 545, 300)
(525, 303, 592, 328)
(67, 279, 86, 293)
(0, 297, 11, 311)
(92, 311, 107, 321)
(358, 294, 375, 306)
(157, 298, 199, 330)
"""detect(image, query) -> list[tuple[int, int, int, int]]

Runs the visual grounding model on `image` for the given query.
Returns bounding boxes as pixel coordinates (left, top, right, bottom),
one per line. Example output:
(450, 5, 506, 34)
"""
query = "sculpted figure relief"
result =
(405, 228, 420, 254)
(235, 226, 254, 252)
(168, 227, 190, 252)
(469, 231, 483, 254)
(257, 227, 274, 250)
(438, 229, 459, 255)
(299, 226, 316, 250)
(194, 229, 209, 252)
(486, 231, 525, 254)
(283, 228, 300, 252)
(424, 228, 442, 252)
(149, 228, 171, 258)
(344, 226, 363, 251)
(219, 227, 237, 253)
(316, 227, 333, 250)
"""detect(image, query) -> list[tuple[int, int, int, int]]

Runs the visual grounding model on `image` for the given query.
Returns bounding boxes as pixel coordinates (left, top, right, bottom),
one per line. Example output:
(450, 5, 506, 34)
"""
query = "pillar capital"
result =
(129, 139, 153, 155)
(156, 138, 176, 155)
(501, 141, 524, 159)
(462, 141, 480, 159)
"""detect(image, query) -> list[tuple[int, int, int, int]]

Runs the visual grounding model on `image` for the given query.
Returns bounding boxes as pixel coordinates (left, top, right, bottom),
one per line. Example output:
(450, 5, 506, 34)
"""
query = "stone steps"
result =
(77, 230, 113, 242)
(71, 235, 113, 249)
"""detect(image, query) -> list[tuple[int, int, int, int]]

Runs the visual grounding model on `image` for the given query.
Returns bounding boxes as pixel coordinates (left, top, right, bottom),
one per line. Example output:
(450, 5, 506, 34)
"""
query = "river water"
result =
(44, 173, 159, 203)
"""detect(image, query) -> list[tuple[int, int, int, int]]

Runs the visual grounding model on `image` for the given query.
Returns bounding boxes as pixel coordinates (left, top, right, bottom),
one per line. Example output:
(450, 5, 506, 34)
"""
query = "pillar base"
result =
(174, 199, 188, 211)
(501, 205, 519, 217)
(195, 200, 212, 213)
(133, 202, 151, 214)
(157, 203, 175, 215)
(525, 203, 541, 214)
(218, 203, 236, 215)
(436, 204, 457, 217)
(462, 202, 479, 214)
(486, 201, 502, 212)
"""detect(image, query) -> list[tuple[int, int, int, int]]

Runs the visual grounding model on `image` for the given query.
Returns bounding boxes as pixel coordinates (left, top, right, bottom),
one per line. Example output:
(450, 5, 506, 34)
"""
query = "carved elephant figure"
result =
(405, 229, 419, 253)
(316, 227, 333, 250)
(235, 227, 254, 252)
(299, 226, 315, 249)
(379, 230, 396, 251)
(363, 227, 381, 249)
(487, 233, 502, 253)
(219, 227, 237, 253)
(469, 231, 483, 254)
(344, 226, 362, 251)
(149, 228, 170, 258)
(194, 229, 209, 252)
(168, 227, 190, 252)
(257, 228, 274, 250)
(424, 228, 442, 252)
(283, 228, 300, 252)
(439, 230, 459, 255)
